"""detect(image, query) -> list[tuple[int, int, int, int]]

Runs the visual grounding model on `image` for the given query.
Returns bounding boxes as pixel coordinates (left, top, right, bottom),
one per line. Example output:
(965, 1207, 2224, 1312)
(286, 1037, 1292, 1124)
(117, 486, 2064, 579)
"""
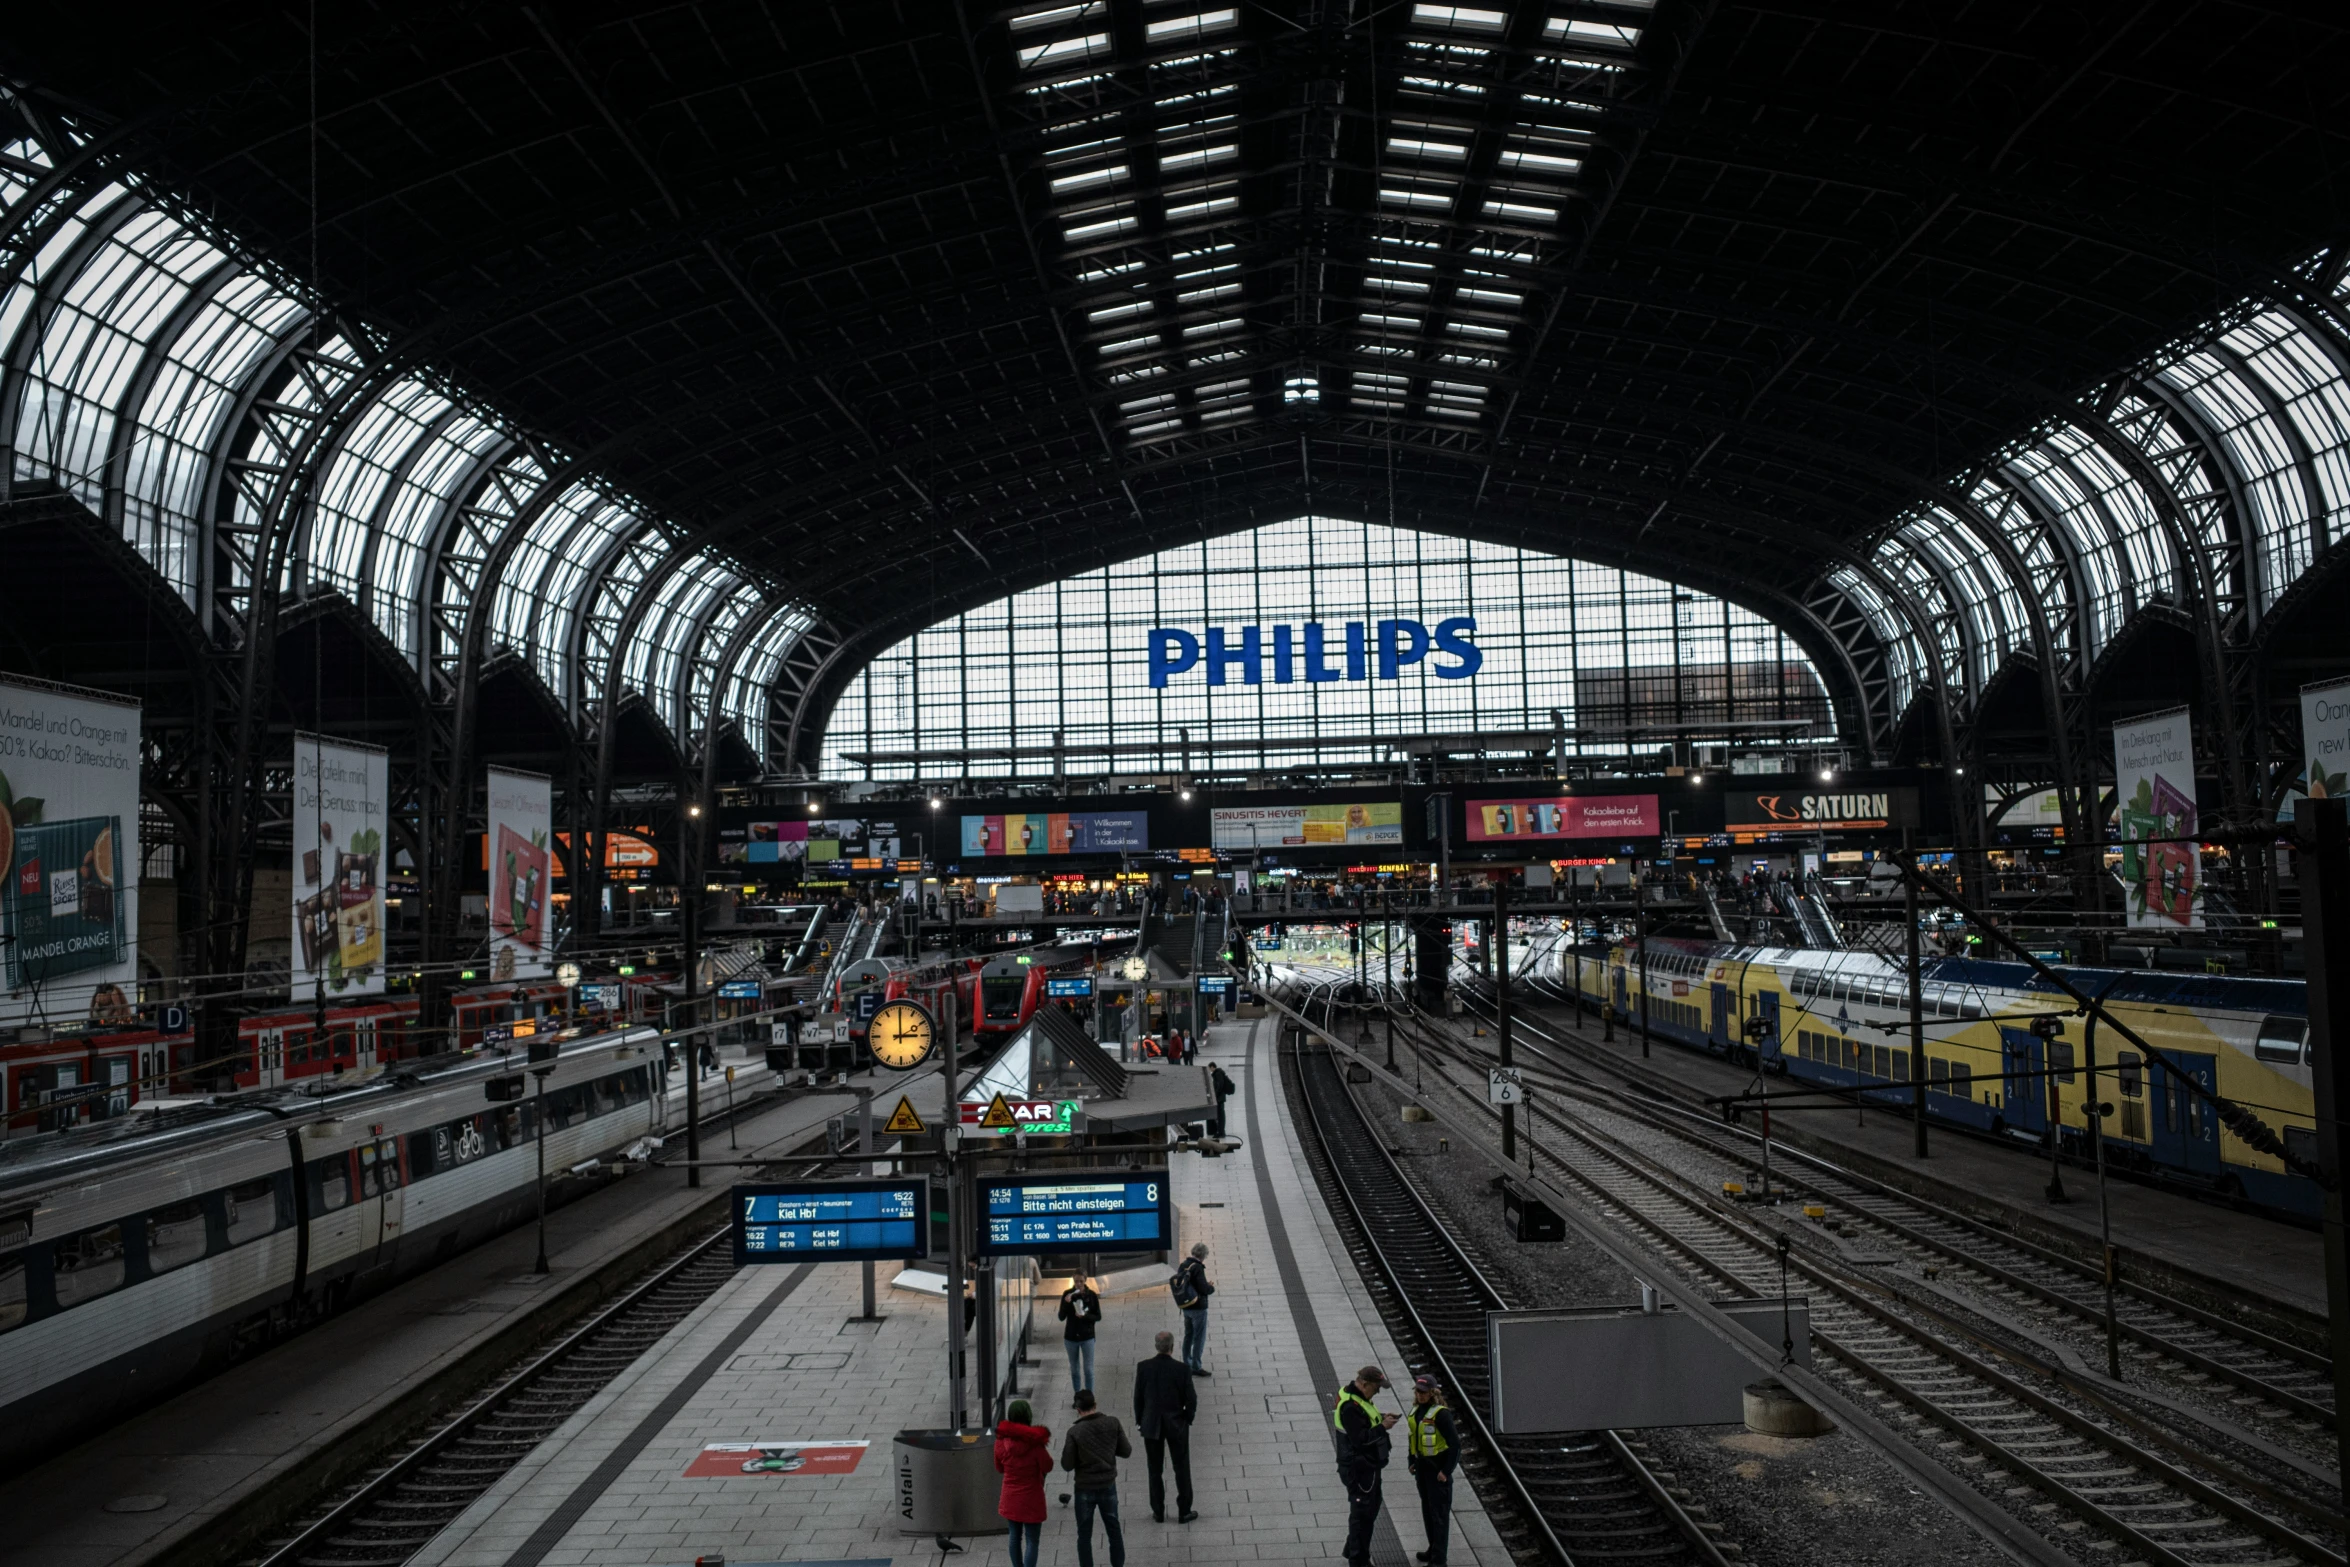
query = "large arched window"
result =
(822, 516, 1832, 778)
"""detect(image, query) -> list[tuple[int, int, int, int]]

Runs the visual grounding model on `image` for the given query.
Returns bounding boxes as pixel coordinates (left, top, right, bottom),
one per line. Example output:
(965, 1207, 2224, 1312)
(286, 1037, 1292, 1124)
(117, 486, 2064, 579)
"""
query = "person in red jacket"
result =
(994, 1398, 1053, 1567)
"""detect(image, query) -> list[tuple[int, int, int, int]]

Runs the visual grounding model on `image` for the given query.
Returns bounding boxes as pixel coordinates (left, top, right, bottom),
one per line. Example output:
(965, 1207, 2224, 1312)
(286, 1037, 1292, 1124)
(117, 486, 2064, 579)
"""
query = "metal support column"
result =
(2294, 796, 2350, 1496)
(1905, 827, 1928, 1159)
(1496, 882, 1514, 1162)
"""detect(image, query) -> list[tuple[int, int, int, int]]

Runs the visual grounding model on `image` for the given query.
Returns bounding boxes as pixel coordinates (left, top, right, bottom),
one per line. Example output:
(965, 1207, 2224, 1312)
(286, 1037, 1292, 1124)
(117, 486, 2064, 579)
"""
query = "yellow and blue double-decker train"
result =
(1554, 937, 2317, 1217)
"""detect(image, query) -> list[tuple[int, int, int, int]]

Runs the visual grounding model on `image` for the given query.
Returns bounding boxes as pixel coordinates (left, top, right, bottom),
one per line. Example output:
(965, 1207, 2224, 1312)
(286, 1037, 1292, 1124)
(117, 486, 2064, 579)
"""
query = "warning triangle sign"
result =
(979, 1092, 1018, 1131)
(882, 1096, 926, 1136)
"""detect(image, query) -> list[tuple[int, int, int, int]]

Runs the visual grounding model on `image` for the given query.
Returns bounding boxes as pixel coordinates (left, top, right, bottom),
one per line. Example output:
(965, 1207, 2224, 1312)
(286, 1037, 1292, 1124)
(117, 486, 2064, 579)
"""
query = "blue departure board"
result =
(976, 1171, 1173, 1256)
(731, 1179, 930, 1265)
(1045, 977, 1093, 998)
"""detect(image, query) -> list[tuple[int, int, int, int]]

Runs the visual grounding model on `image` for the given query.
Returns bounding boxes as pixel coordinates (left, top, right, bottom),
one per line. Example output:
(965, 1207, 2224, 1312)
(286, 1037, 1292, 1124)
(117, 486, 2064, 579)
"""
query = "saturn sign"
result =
(1148, 617, 1482, 687)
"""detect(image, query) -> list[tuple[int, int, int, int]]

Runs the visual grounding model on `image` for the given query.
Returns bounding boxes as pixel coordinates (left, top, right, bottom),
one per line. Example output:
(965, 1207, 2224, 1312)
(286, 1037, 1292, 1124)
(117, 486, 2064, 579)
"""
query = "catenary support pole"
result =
(1384, 886, 1396, 1073)
(2294, 796, 2350, 1494)
(943, 991, 968, 1431)
(1635, 875, 1651, 1059)
(683, 869, 701, 1189)
(2084, 1003, 2122, 1379)
(1905, 827, 1928, 1159)
(1496, 880, 1515, 1163)
(859, 1086, 877, 1320)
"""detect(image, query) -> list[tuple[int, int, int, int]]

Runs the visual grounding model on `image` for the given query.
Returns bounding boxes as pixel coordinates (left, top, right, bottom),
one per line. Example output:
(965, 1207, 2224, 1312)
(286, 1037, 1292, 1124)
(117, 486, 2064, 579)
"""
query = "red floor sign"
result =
(684, 1440, 871, 1477)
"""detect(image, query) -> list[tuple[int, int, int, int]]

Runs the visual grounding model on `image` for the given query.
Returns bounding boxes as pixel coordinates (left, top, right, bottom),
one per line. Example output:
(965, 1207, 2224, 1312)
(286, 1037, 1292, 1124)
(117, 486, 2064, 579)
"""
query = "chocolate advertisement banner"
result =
(0, 674, 140, 1023)
(292, 733, 389, 995)
(487, 766, 553, 982)
(2300, 677, 2350, 811)
(2112, 707, 2202, 930)
(1464, 794, 1659, 843)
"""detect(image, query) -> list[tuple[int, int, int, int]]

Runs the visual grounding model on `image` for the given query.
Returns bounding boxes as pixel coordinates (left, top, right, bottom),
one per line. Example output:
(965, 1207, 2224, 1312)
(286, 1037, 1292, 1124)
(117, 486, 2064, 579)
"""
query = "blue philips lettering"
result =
(1205, 626, 1261, 686)
(1272, 624, 1295, 684)
(1376, 618, 1430, 679)
(1302, 623, 1344, 683)
(1431, 616, 1482, 679)
(1344, 621, 1368, 681)
(1149, 628, 1201, 688)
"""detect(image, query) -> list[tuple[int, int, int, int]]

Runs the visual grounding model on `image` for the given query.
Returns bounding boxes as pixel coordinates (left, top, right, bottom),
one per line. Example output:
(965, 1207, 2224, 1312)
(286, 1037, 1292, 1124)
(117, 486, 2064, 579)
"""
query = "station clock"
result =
(868, 999, 937, 1071)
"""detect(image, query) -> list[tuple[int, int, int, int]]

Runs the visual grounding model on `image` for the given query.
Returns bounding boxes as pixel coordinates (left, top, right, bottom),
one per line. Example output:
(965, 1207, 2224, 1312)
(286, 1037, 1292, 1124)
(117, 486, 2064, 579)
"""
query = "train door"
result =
(355, 1018, 377, 1072)
(256, 1027, 284, 1087)
(358, 1138, 406, 1267)
(1710, 983, 1731, 1048)
(1612, 960, 1628, 1019)
(2150, 1053, 2221, 1177)
(1999, 1028, 2045, 1134)
(105, 1056, 130, 1117)
(1755, 990, 1781, 1063)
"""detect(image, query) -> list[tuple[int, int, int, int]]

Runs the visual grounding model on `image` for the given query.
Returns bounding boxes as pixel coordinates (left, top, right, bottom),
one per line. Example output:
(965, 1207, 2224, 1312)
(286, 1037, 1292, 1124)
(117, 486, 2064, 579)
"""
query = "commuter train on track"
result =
(0, 1021, 750, 1474)
(1553, 937, 2316, 1215)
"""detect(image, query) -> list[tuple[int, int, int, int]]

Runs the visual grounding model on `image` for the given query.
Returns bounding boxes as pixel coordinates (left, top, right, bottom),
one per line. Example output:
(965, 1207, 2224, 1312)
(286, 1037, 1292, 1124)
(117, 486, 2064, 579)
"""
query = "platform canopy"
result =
(3, 4, 2348, 777)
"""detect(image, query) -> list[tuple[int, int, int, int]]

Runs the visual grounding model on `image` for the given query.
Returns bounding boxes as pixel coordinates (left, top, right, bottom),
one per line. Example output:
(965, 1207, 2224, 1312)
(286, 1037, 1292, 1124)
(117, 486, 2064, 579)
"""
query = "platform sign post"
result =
(857, 1088, 878, 1320)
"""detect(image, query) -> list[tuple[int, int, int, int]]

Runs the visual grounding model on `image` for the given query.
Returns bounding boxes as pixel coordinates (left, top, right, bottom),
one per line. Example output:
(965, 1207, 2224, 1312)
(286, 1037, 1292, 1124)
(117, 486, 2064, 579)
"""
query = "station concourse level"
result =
(2, 7, 2350, 1567)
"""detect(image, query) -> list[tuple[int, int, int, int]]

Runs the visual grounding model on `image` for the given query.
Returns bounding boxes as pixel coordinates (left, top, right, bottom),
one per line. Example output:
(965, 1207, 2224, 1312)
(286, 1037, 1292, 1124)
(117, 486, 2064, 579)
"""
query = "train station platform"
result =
(1500, 990, 2327, 1328)
(2, 1050, 909, 1567)
(410, 1016, 1509, 1567)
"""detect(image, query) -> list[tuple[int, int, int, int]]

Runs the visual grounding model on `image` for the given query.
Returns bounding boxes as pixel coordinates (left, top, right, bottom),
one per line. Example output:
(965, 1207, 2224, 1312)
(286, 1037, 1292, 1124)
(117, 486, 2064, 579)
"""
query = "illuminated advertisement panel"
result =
(1464, 795, 1659, 843)
(959, 811, 1148, 856)
(1211, 801, 1402, 849)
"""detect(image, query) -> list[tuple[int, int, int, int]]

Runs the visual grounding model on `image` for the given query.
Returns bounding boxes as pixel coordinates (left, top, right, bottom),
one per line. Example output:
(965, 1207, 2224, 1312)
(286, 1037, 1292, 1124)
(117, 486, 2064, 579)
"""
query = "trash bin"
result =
(893, 1428, 998, 1537)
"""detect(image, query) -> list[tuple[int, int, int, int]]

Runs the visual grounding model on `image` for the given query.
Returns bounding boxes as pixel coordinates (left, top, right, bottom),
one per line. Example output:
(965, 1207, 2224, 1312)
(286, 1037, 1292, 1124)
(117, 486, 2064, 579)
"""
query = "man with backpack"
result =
(1171, 1242, 1214, 1376)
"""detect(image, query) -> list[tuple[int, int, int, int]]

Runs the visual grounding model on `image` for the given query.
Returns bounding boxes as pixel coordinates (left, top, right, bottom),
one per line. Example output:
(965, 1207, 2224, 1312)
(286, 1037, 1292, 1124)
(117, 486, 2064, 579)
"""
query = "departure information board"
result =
(976, 1171, 1173, 1255)
(731, 1179, 930, 1265)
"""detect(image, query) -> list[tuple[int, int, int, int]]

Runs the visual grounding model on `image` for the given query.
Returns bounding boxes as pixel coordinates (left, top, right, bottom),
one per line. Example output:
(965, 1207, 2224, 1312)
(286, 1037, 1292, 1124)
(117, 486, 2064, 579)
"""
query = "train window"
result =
(0, 1254, 24, 1332)
(2048, 1041, 2075, 1083)
(1893, 1050, 1909, 1083)
(2284, 1125, 2317, 1171)
(52, 1223, 127, 1308)
(145, 1199, 210, 1274)
(2254, 1016, 2308, 1066)
(1927, 1057, 1948, 1087)
(1950, 1062, 1972, 1098)
(224, 1175, 283, 1244)
(312, 1155, 353, 1213)
(1960, 1002, 1982, 1020)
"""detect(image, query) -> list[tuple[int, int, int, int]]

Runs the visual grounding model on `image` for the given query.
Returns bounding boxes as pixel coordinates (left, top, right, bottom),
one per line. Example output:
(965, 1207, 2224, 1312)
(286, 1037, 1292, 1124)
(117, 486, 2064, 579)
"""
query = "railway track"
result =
(1277, 967, 2349, 1567)
(1279, 998, 1733, 1567)
(1477, 968, 2338, 1428)
(249, 1116, 844, 1567)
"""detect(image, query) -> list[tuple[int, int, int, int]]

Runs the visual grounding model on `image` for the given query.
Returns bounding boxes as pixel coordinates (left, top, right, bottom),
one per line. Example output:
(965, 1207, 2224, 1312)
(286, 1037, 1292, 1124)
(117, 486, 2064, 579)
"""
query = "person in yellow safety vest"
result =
(1406, 1375, 1462, 1565)
(1333, 1366, 1397, 1566)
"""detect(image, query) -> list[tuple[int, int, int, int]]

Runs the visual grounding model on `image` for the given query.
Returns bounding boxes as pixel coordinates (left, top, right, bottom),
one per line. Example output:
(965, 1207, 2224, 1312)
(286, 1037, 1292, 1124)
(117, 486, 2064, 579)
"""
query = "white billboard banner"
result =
(0, 674, 141, 1026)
(292, 733, 389, 996)
(487, 766, 554, 981)
(2112, 708, 2201, 930)
(2298, 677, 2350, 816)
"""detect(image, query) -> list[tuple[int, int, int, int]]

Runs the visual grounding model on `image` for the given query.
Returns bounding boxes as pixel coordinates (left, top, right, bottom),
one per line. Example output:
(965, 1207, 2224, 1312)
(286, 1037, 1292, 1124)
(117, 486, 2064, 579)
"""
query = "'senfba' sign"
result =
(1724, 788, 1920, 833)
(1149, 617, 1482, 687)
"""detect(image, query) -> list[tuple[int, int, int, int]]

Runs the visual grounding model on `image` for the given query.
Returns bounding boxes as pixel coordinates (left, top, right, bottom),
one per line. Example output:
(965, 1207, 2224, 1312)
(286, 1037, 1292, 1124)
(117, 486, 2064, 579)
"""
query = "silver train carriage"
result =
(1553, 937, 2315, 1216)
(0, 1022, 735, 1476)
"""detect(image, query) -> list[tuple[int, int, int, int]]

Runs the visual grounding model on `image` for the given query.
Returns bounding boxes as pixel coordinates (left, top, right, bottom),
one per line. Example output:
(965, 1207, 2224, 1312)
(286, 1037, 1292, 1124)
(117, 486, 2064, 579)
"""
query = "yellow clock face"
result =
(868, 1000, 936, 1070)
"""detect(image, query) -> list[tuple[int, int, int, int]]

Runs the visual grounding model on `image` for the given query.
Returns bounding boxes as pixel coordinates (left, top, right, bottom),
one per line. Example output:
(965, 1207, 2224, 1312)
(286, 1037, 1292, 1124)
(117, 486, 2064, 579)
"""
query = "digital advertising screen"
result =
(732, 1179, 930, 1265)
(976, 1170, 1173, 1255)
(1464, 794, 1659, 843)
(959, 811, 1149, 857)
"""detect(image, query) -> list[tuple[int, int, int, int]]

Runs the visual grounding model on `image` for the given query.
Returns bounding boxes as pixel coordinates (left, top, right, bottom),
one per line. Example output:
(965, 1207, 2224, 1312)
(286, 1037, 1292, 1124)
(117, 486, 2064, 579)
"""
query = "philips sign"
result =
(1148, 618, 1481, 688)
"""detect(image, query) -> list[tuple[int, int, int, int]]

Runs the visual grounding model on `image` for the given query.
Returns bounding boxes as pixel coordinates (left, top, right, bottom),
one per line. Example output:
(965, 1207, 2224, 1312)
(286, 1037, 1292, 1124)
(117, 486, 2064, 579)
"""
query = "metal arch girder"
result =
(672, 574, 762, 757)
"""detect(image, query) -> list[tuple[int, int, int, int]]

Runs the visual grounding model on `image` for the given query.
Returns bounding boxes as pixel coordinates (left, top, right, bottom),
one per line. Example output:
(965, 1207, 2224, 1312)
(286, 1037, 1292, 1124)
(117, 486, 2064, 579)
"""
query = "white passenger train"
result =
(0, 1023, 759, 1475)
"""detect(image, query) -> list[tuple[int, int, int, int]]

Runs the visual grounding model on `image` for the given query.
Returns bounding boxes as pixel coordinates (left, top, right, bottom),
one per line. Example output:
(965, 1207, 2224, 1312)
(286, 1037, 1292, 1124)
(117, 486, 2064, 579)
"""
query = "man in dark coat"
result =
(1132, 1328, 1198, 1521)
(1334, 1365, 1396, 1565)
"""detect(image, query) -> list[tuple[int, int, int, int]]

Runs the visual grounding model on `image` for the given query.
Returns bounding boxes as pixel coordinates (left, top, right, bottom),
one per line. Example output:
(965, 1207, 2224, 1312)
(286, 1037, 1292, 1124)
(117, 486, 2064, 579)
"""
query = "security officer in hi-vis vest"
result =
(1333, 1366, 1397, 1565)
(1406, 1375, 1462, 1565)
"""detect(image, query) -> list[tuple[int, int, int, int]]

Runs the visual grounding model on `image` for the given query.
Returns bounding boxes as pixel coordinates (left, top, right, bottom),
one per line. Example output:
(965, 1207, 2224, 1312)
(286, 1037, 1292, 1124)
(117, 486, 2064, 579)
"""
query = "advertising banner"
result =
(487, 766, 553, 982)
(292, 732, 389, 995)
(2112, 708, 2201, 930)
(683, 1440, 871, 1478)
(1723, 788, 1921, 834)
(1988, 785, 2068, 831)
(1465, 794, 1659, 843)
(2299, 677, 2350, 813)
(0, 674, 140, 1023)
(1211, 801, 1403, 849)
(960, 811, 1149, 856)
(721, 816, 905, 866)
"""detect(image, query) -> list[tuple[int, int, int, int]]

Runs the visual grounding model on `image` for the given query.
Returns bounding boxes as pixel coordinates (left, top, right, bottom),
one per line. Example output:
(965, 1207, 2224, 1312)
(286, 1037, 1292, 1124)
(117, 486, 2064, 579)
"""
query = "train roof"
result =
(0, 1022, 659, 1197)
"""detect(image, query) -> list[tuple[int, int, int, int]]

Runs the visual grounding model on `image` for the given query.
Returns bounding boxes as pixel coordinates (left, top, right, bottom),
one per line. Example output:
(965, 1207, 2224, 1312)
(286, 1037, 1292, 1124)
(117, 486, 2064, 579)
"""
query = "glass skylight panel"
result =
(723, 609, 816, 737)
(1121, 392, 1178, 414)
(1107, 363, 1169, 386)
(303, 376, 450, 610)
(1456, 285, 1524, 307)
(1050, 164, 1130, 196)
(1413, 4, 1507, 32)
(1087, 299, 1154, 325)
(1388, 136, 1470, 162)
(1096, 331, 1164, 358)
(1164, 191, 1239, 223)
(1180, 317, 1244, 338)
(1127, 419, 1184, 442)
(1065, 212, 1140, 243)
(1010, 2, 1105, 31)
(1380, 186, 1455, 212)
(1545, 17, 1643, 48)
(1497, 147, 1584, 176)
(1159, 142, 1237, 174)
(1145, 9, 1239, 44)
(1176, 282, 1241, 306)
(1020, 32, 1111, 72)
(1076, 256, 1149, 283)
(623, 553, 733, 717)
(1365, 275, 1433, 297)
(371, 407, 507, 659)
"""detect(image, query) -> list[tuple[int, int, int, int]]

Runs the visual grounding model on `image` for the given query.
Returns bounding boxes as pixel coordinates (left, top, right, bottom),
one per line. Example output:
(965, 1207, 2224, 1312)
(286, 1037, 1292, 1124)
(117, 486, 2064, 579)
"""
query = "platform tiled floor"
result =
(414, 1017, 1508, 1567)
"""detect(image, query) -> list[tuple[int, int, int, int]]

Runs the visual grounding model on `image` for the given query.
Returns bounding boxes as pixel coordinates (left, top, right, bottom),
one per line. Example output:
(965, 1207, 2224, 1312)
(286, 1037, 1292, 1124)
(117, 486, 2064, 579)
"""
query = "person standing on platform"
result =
(994, 1398, 1053, 1567)
(1060, 1388, 1131, 1567)
(1405, 1375, 1460, 1565)
(1172, 1242, 1215, 1376)
(1334, 1366, 1397, 1567)
(1133, 1329, 1197, 1522)
(1208, 1062, 1237, 1139)
(1059, 1275, 1102, 1395)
